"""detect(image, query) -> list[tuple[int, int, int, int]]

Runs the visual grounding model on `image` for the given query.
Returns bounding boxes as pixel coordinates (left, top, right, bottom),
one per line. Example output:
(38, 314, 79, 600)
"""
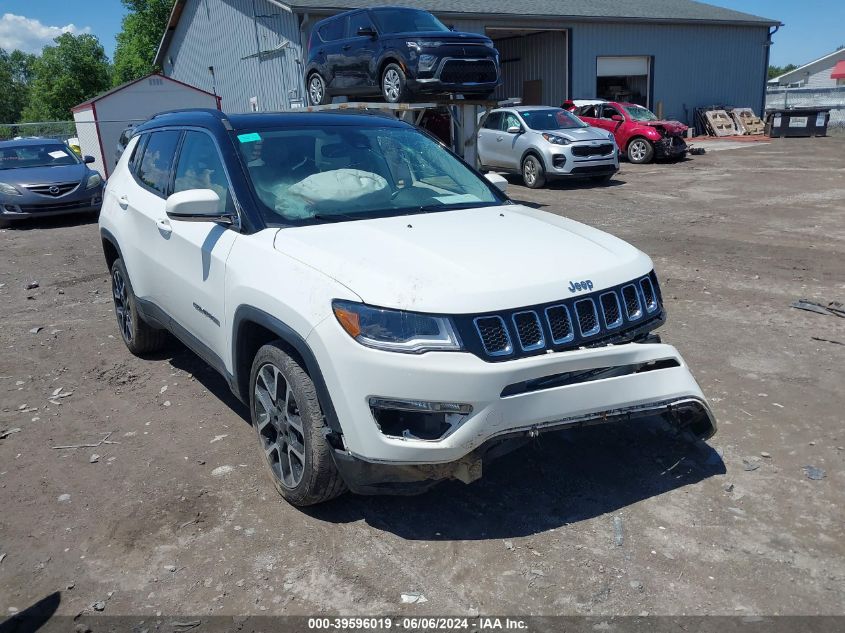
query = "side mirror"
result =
(166, 189, 230, 223)
(485, 172, 508, 193)
(506, 125, 522, 135)
(357, 26, 377, 38)
(83, 155, 96, 164)
(610, 115, 624, 122)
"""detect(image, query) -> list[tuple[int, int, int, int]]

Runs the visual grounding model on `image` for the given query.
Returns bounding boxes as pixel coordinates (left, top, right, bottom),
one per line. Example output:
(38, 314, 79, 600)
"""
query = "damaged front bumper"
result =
(655, 135, 688, 160)
(309, 317, 716, 495)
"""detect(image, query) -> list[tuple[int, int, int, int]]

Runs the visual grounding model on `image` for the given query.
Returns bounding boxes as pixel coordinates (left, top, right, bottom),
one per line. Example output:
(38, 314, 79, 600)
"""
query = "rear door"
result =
(319, 17, 349, 91)
(122, 129, 182, 304)
(157, 130, 240, 358)
(477, 112, 503, 168)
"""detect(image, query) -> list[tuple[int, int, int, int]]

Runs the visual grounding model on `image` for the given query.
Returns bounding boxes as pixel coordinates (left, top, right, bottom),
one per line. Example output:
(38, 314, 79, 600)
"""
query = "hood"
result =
(0, 163, 88, 186)
(390, 31, 492, 45)
(642, 120, 688, 135)
(273, 205, 652, 314)
(546, 126, 612, 143)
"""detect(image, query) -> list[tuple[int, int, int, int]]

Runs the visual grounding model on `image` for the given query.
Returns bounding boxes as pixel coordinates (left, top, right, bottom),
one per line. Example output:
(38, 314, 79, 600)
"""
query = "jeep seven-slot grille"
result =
(460, 272, 663, 361)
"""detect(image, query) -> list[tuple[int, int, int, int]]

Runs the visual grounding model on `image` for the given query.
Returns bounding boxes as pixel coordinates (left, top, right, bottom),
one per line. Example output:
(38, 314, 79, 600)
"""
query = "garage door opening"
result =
(596, 56, 651, 107)
(486, 28, 568, 107)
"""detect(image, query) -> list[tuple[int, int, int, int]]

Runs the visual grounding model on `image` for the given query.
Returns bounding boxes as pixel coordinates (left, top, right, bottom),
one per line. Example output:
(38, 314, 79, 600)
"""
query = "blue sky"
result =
(0, 0, 843, 67)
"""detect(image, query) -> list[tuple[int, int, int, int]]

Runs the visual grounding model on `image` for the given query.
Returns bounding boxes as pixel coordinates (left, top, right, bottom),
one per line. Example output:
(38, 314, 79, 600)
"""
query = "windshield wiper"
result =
(311, 213, 362, 223)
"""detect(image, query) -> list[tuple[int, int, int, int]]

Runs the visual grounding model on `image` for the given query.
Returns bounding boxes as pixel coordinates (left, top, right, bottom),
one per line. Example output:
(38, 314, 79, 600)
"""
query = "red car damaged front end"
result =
(639, 120, 689, 159)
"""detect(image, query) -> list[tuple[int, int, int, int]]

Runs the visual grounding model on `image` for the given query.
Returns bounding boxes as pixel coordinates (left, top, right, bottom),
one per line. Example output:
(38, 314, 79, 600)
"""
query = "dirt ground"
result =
(1, 137, 844, 620)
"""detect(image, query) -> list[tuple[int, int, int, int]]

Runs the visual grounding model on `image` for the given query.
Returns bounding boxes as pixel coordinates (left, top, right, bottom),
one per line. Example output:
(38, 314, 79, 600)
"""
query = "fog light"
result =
(553, 155, 566, 168)
(369, 397, 472, 440)
(418, 54, 437, 72)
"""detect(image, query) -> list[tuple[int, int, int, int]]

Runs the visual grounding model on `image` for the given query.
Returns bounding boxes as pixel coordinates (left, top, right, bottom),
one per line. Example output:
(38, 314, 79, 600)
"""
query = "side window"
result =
(128, 134, 147, 173)
(502, 112, 521, 132)
(319, 18, 345, 42)
(602, 105, 621, 119)
(136, 130, 181, 196)
(483, 112, 502, 130)
(347, 12, 373, 37)
(173, 131, 233, 214)
(579, 106, 597, 118)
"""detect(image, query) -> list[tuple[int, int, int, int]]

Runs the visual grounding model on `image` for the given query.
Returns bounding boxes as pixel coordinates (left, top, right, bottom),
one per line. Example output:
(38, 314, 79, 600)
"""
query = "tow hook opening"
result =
(369, 397, 472, 440)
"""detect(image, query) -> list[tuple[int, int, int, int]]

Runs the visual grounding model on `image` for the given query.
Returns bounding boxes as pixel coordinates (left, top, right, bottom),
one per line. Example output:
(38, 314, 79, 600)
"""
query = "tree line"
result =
(0, 0, 174, 124)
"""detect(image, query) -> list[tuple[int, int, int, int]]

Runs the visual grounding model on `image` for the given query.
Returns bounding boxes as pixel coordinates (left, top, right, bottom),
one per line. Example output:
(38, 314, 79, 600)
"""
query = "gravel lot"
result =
(1, 137, 843, 619)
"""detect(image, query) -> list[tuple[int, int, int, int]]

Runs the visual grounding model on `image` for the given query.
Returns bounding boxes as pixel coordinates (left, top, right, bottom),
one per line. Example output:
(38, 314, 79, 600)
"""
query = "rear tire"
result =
(307, 73, 330, 106)
(110, 258, 169, 355)
(521, 155, 546, 189)
(381, 63, 409, 103)
(250, 343, 346, 506)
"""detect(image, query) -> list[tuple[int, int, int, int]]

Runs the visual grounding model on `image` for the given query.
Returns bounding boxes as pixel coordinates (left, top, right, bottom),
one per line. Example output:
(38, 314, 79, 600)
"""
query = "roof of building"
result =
(71, 73, 218, 112)
(155, 0, 779, 65)
(768, 48, 845, 84)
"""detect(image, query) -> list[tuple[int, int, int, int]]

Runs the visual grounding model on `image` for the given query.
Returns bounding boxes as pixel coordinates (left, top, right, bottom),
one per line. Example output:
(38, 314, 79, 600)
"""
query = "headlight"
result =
(332, 300, 462, 353)
(406, 40, 442, 51)
(86, 173, 102, 189)
(0, 182, 21, 196)
(542, 133, 570, 145)
(418, 54, 437, 72)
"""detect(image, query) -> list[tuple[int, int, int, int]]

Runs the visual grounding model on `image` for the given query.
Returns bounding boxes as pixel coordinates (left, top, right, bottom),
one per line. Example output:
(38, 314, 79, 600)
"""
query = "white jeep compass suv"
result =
(99, 109, 716, 506)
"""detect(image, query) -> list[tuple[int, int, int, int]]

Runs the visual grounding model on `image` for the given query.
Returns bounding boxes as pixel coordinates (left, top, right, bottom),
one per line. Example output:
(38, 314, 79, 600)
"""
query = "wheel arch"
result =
(378, 55, 408, 80)
(626, 134, 654, 152)
(100, 228, 123, 271)
(520, 149, 546, 171)
(232, 305, 343, 435)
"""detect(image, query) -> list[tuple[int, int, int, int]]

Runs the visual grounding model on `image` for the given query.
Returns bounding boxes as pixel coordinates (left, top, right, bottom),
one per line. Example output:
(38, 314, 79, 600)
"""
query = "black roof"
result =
(134, 109, 410, 134)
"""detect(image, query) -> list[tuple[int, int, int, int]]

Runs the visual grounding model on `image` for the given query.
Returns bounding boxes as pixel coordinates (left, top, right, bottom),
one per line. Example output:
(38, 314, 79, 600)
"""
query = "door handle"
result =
(156, 218, 172, 235)
(118, 195, 129, 209)
(342, 44, 351, 50)
(496, 136, 503, 142)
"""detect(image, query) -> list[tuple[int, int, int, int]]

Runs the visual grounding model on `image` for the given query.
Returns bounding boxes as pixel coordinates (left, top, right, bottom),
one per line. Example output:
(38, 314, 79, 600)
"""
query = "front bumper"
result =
(409, 55, 500, 95)
(654, 136, 688, 159)
(307, 317, 716, 489)
(1, 185, 104, 222)
(541, 142, 619, 178)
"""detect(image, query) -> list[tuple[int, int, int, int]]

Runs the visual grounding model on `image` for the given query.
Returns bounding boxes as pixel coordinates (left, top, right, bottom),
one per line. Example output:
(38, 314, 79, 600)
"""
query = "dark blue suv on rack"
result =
(304, 7, 501, 105)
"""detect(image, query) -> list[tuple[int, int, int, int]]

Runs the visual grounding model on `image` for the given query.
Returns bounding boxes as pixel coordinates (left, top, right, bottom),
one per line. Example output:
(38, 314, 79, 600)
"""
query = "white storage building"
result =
(72, 73, 220, 178)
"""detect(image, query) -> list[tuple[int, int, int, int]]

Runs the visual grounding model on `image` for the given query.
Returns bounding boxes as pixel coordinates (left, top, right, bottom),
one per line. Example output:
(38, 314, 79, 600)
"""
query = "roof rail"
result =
(148, 108, 229, 121)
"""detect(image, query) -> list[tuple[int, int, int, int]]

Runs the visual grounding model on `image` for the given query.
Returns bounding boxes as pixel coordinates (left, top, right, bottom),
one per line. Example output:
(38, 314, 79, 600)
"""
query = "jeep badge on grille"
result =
(568, 280, 594, 293)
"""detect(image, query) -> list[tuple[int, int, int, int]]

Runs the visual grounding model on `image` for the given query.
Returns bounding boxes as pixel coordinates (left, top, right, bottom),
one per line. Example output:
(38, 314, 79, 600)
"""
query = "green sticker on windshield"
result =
(237, 132, 262, 143)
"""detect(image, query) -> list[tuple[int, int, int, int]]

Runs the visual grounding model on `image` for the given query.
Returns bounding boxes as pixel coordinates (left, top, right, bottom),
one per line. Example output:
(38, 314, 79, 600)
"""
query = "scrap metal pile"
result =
(695, 106, 766, 137)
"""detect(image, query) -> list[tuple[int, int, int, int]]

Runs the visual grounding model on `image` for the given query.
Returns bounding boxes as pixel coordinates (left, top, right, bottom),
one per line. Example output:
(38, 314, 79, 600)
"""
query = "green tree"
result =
(0, 49, 36, 123)
(22, 33, 111, 121)
(768, 63, 798, 80)
(112, 0, 175, 86)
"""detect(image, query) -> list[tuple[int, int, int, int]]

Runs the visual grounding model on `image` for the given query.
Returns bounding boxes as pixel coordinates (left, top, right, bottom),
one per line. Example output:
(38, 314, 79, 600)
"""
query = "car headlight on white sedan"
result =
(86, 173, 102, 189)
(332, 300, 462, 353)
(0, 182, 21, 196)
(542, 133, 570, 145)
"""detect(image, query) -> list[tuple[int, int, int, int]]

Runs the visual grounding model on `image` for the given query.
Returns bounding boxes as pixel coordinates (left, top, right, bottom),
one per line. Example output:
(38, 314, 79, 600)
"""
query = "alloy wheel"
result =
(112, 268, 132, 343)
(254, 363, 306, 489)
(383, 69, 401, 102)
(308, 75, 324, 105)
(523, 159, 537, 186)
(630, 140, 648, 162)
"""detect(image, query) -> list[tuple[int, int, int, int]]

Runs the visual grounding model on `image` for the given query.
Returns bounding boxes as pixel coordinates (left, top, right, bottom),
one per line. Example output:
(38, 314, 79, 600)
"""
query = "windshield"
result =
(622, 105, 658, 122)
(237, 126, 504, 226)
(371, 8, 449, 34)
(0, 143, 80, 170)
(518, 109, 587, 131)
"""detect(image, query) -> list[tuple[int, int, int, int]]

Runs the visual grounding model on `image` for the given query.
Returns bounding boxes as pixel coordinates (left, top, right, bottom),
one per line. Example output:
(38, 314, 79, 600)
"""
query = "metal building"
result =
(768, 49, 845, 89)
(154, 0, 779, 125)
(72, 73, 220, 177)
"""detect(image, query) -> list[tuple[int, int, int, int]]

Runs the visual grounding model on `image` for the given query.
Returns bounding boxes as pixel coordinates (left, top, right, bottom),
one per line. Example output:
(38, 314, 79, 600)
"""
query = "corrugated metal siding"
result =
(492, 31, 567, 105)
(805, 66, 838, 89)
(568, 21, 769, 122)
(163, 0, 304, 112)
(73, 108, 104, 178)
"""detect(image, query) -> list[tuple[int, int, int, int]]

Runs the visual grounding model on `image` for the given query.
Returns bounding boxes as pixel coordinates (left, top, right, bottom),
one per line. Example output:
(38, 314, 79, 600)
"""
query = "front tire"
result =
(627, 137, 654, 164)
(250, 343, 346, 506)
(381, 63, 409, 103)
(110, 258, 169, 355)
(307, 73, 329, 106)
(522, 155, 546, 189)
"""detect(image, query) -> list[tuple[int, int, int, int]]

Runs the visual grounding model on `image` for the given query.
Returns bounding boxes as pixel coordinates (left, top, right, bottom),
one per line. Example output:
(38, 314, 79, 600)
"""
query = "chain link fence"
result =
(765, 87, 845, 131)
(0, 120, 78, 142)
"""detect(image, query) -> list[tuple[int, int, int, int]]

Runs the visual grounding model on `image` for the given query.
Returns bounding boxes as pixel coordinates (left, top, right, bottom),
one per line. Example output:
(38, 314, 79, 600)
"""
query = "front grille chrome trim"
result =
(473, 315, 513, 357)
(622, 284, 643, 321)
(544, 304, 575, 345)
(640, 277, 658, 313)
(600, 291, 623, 329)
(575, 298, 601, 338)
(511, 310, 545, 352)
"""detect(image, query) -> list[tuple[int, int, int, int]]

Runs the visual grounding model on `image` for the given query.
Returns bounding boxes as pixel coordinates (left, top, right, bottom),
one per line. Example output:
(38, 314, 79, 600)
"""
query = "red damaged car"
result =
(563, 100, 688, 164)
